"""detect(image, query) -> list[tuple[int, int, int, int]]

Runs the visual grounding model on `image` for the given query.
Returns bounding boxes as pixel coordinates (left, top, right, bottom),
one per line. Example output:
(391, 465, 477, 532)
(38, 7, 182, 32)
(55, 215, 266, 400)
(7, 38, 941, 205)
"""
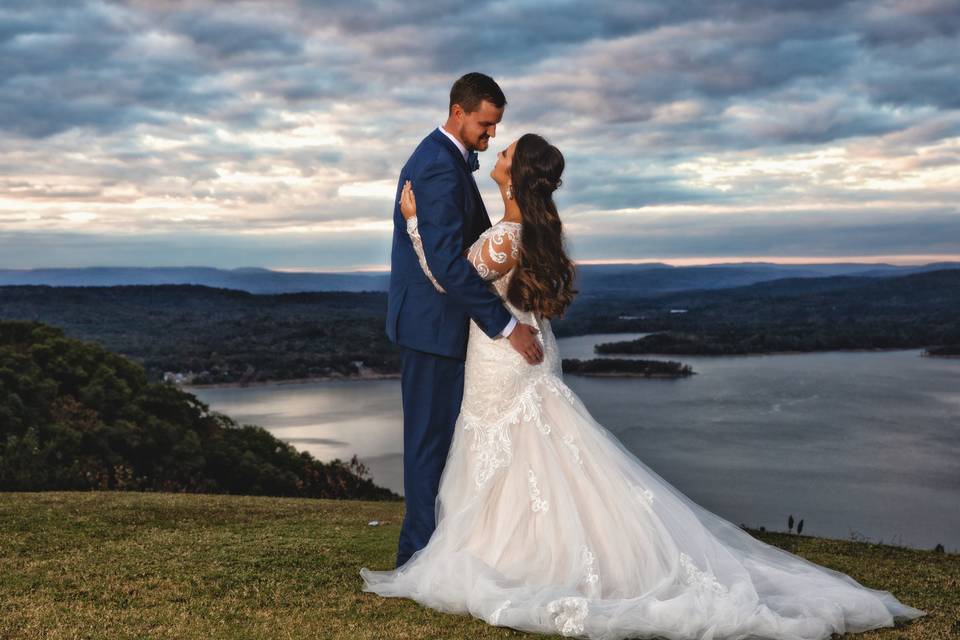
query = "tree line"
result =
(0, 319, 399, 500)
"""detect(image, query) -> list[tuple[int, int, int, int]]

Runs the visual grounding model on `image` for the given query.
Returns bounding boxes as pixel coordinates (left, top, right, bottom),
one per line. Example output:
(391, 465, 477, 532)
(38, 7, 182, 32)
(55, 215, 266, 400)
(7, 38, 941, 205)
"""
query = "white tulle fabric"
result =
(361, 220, 927, 639)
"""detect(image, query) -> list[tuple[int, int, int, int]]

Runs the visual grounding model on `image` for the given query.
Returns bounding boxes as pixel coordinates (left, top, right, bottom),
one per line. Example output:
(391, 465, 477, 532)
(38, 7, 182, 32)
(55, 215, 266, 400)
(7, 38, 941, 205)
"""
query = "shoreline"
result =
(595, 346, 928, 357)
(174, 346, 951, 389)
(180, 371, 401, 389)
(568, 371, 695, 378)
(181, 370, 696, 386)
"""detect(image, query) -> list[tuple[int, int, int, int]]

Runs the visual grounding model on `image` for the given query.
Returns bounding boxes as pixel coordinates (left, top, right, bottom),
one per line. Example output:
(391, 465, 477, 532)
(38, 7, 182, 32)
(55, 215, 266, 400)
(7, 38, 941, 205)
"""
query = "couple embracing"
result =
(360, 73, 925, 640)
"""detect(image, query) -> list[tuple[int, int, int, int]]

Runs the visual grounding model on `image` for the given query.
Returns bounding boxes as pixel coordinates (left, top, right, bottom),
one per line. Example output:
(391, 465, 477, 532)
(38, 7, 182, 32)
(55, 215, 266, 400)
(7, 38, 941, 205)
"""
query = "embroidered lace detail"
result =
(678, 552, 729, 596)
(546, 596, 589, 636)
(527, 467, 549, 513)
(404, 216, 445, 293)
(404, 217, 521, 290)
(580, 545, 600, 597)
(490, 599, 511, 625)
(461, 372, 575, 489)
(436, 219, 581, 490)
(544, 374, 577, 403)
(633, 485, 654, 507)
(466, 221, 521, 281)
(461, 407, 513, 490)
(562, 434, 584, 467)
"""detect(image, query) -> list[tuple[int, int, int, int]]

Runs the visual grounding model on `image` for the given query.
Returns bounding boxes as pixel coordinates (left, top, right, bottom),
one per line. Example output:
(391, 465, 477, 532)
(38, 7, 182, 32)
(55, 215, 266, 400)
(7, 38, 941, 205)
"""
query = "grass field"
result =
(0, 491, 954, 639)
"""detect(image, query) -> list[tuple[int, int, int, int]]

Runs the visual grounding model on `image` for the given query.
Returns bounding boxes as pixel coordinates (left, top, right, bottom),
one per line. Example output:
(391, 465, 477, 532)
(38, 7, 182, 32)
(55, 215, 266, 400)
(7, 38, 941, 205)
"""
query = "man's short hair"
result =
(449, 72, 506, 114)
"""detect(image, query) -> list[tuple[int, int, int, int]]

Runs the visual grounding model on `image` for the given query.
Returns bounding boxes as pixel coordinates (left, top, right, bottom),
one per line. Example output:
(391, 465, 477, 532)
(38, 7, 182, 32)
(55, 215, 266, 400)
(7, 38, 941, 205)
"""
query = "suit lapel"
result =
(429, 128, 489, 239)
(467, 172, 487, 217)
(430, 128, 471, 173)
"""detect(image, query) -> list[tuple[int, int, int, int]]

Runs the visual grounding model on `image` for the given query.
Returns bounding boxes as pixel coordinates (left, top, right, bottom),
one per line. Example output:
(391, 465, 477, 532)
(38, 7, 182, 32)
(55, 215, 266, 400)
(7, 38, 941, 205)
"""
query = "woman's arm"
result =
(400, 180, 446, 293)
(465, 224, 519, 280)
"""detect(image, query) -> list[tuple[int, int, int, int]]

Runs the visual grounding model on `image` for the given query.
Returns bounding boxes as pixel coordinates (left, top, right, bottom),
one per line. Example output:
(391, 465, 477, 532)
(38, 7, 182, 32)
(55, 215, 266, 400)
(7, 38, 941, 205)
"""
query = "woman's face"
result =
(490, 139, 517, 187)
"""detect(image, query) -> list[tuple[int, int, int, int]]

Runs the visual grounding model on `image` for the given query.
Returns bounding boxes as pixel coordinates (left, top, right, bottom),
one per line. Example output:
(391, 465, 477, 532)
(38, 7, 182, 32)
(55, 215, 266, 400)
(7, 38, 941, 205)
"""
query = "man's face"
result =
(455, 99, 504, 152)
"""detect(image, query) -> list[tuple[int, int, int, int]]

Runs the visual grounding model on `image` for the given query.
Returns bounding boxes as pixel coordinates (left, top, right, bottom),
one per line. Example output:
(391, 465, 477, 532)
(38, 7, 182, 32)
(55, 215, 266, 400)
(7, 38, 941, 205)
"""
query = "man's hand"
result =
(508, 323, 544, 365)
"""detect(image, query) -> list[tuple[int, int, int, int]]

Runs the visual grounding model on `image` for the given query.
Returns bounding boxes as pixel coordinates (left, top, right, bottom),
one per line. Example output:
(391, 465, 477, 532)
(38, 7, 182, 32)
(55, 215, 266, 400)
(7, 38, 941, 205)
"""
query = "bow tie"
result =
(466, 150, 479, 172)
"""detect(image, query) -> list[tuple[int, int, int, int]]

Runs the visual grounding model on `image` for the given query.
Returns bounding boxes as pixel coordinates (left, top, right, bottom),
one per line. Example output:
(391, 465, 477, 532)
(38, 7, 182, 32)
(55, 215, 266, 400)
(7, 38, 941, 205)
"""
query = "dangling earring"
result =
(506, 184, 513, 200)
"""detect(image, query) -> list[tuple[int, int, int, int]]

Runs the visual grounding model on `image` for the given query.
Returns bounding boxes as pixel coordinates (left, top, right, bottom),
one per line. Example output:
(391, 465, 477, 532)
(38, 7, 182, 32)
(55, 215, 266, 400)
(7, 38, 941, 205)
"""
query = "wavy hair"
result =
(506, 133, 578, 319)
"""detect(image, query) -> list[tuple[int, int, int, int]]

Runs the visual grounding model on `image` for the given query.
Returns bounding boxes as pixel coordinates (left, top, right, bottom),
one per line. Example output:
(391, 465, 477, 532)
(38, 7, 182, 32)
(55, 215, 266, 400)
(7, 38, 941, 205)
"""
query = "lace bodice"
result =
(405, 216, 521, 291)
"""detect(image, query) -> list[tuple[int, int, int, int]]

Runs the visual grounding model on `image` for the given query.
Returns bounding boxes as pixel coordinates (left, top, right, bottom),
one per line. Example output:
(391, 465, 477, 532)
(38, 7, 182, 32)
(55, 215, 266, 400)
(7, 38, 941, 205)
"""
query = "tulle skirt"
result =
(361, 324, 926, 639)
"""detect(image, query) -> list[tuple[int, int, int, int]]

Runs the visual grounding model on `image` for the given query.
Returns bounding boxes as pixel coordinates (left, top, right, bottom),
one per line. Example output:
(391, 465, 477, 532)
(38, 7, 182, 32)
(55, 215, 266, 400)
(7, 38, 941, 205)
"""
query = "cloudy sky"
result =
(1, 0, 958, 270)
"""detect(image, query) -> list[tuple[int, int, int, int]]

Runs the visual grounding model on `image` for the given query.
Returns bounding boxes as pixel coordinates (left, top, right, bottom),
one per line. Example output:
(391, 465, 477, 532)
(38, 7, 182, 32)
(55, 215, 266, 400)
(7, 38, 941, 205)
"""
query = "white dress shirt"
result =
(436, 126, 517, 339)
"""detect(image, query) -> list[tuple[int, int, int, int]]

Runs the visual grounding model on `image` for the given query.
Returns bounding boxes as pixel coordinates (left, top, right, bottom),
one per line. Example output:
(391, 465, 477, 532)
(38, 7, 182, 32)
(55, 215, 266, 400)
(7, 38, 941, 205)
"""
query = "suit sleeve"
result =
(413, 159, 513, 339)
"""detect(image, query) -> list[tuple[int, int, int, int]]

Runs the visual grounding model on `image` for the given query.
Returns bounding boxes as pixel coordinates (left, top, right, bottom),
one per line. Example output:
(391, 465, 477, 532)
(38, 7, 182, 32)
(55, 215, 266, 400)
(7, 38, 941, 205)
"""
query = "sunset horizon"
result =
(4, 254, 960, 274)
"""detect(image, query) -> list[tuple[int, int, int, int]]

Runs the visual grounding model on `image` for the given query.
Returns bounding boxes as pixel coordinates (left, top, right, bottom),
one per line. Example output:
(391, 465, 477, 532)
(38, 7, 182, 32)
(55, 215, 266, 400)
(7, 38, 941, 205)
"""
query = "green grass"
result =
(0, 491, 954, 640)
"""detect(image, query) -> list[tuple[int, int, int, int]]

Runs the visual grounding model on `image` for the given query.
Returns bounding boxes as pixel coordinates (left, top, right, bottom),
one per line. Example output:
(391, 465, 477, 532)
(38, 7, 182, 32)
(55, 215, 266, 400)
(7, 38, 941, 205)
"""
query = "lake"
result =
(185, 332, 960, 553)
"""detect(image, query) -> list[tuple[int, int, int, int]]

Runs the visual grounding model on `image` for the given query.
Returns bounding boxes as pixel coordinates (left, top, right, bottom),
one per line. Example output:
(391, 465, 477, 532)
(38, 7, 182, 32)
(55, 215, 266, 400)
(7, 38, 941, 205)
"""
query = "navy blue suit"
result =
(386, 128, 513, 567)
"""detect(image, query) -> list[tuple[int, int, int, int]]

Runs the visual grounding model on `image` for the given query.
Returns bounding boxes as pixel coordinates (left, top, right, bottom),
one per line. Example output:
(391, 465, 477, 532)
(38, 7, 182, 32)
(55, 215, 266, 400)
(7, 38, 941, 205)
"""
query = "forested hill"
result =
(555, 267, 960, 340)
(0, 319, 399, 500)
(0, 268, 958, 385)
(0, 284, 394, 384)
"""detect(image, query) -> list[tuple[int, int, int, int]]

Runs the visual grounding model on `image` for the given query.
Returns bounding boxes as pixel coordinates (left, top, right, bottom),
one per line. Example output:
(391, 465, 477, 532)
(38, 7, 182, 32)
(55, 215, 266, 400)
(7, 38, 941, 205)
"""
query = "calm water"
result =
(186, 333, 960, 552)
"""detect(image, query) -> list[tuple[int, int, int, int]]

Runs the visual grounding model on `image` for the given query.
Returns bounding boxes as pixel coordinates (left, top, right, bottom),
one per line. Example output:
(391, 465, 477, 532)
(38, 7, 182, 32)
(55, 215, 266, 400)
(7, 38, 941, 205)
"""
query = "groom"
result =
(386, 72, 544, 567)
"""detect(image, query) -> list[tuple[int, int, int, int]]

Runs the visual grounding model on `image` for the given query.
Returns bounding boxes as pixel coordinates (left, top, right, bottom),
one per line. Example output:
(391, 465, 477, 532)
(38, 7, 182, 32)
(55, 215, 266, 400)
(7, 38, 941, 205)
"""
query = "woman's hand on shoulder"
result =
(400, 180, 416, 220)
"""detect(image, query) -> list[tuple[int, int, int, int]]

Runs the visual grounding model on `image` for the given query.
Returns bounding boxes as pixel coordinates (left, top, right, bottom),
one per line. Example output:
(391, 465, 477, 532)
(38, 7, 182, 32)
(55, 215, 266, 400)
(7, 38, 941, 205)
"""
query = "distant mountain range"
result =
(2, 267, 957, 385)
(2, 262, 957, 296)
(0, 266, 388, 294)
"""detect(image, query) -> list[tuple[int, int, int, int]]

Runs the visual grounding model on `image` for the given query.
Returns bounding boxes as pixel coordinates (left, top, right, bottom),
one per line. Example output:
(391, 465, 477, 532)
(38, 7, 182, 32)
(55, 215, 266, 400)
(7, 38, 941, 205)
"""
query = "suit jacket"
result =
(385, 128, 512, 360)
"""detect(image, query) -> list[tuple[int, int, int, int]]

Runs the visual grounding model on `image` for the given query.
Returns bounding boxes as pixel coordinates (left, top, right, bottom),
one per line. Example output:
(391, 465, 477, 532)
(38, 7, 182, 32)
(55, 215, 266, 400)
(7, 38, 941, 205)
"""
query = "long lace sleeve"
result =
(466, 223, 521, 281)
(405, 215, 446, 293)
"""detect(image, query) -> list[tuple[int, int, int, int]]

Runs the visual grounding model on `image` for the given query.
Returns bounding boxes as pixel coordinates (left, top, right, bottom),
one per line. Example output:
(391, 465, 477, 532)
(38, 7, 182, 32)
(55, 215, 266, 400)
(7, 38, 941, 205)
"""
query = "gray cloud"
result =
(564, 208, 960, 260)
(0, 0, 958, 268)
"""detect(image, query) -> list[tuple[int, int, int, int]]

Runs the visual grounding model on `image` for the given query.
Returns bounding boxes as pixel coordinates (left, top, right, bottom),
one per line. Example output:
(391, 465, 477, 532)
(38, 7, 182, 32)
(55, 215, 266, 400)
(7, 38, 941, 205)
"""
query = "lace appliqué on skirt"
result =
(527, 467, 550, 513)
(581, 545, 600, 597)
(562, 434, 584, 467)
(461, 372, 577, 489)
(679, 552, 730, 596)
(547, 596, 589, 636)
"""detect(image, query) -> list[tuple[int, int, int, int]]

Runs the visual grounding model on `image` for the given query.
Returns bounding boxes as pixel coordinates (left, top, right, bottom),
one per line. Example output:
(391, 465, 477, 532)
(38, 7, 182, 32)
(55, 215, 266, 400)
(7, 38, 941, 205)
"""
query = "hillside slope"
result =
(0, 492, 951, 640)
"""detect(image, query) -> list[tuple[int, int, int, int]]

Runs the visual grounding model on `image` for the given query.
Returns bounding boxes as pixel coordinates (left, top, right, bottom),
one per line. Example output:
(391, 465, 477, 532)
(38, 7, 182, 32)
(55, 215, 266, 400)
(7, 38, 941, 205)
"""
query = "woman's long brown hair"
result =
(506, 133, 578, 319)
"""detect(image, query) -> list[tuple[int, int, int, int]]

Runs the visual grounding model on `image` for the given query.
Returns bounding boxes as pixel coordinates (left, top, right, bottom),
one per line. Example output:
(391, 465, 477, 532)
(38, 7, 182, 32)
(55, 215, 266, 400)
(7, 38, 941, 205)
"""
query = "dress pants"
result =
(395, 344, 465, 568)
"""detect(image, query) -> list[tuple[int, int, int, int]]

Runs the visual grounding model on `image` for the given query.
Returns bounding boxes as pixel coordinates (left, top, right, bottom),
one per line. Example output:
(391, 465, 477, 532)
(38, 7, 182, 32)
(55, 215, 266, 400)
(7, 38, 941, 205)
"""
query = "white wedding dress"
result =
(360, 218, 927, 639)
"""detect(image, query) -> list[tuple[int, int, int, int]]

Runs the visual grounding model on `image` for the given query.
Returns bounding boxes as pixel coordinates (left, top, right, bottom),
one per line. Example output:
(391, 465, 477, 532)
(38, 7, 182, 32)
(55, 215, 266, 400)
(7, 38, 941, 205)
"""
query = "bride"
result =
(359, 133, 927, 639)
